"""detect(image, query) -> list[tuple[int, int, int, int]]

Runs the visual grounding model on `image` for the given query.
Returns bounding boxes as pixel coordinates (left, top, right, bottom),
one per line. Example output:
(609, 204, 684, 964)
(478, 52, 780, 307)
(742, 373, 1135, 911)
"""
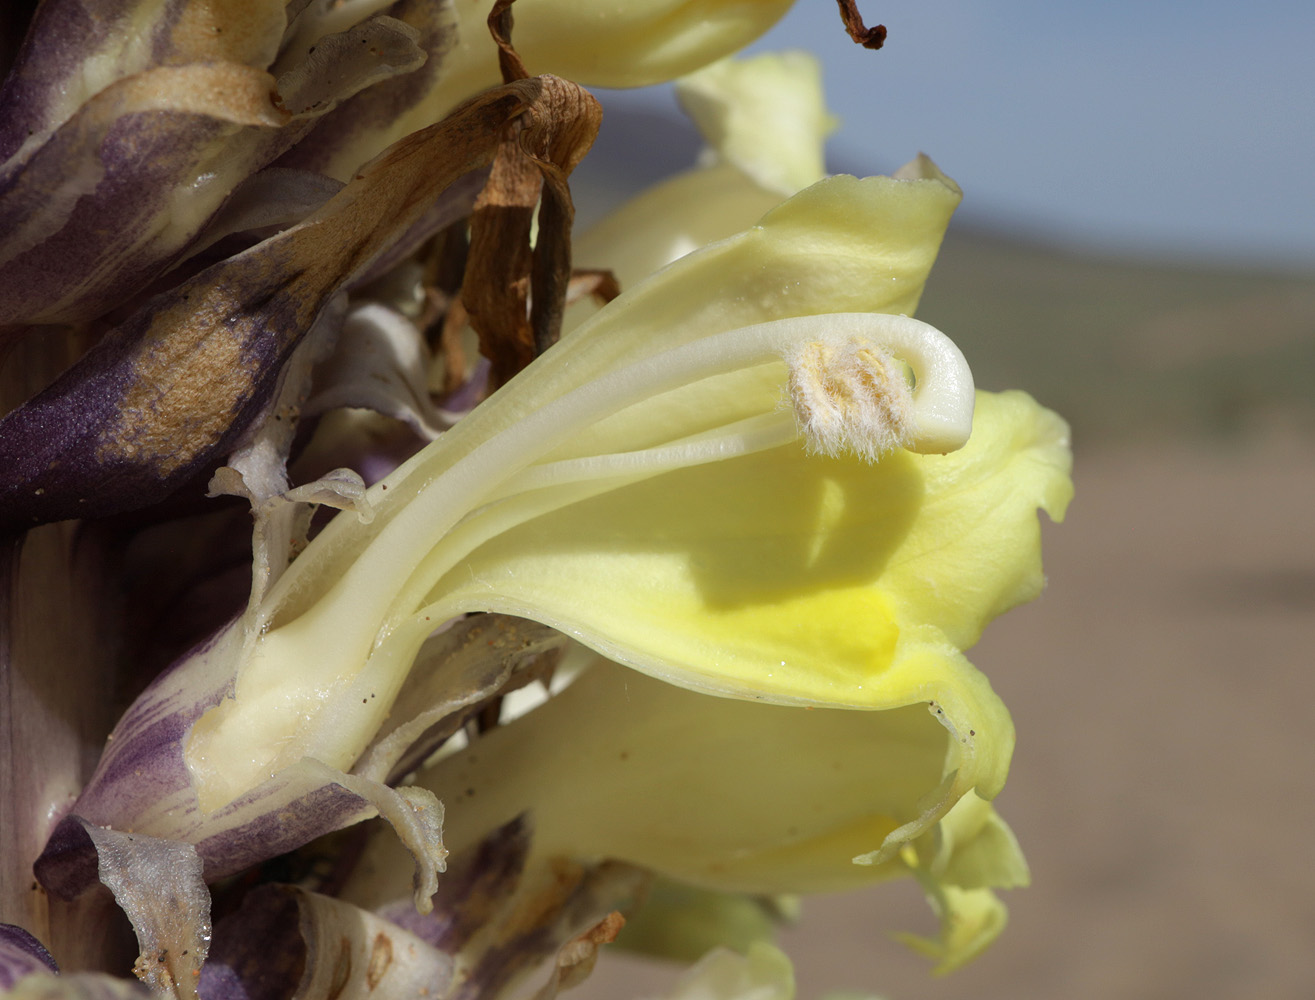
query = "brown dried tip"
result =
(488, 0, 530, 82)
(462, 77, 602, 389)
(566, 268, 621, 308)
(836, 0, 887, 49)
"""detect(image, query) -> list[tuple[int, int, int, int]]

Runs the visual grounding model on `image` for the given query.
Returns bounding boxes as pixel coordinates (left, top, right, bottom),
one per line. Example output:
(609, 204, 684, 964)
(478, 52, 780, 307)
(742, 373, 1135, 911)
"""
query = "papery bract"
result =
(0, 0, 446, 328)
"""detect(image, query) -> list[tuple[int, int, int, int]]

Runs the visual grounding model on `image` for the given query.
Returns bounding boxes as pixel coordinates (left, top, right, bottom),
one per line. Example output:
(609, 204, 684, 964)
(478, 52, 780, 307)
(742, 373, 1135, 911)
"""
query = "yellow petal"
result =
(899, 791, 1030, 892)
(896, 885, 1009, 975)
(396, 657, 971, 893)
(661, 942, 795, 1000)
(676, 50, 837, 195)
(888, 793, 1027, 972)
(613, 880, 796, 964)
(569, 50, 843, 331)
(571, 162, 785, 299)
(258, 169, 964, 648)
(428, 390, 1069, 802)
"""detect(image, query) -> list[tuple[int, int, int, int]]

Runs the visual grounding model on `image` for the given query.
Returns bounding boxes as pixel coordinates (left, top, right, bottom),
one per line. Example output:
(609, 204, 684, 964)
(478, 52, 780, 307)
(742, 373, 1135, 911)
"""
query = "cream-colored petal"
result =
(676, 51, 836, 195)
(399, 658, 962, 894)
(654, 943, 795, 1000)
(569, 50, 842, 332)
(422, 391, 1067, 805)
(612, 880, 795, 964)
(572, 162, 784, 295)
(895, 885, 1009, 975)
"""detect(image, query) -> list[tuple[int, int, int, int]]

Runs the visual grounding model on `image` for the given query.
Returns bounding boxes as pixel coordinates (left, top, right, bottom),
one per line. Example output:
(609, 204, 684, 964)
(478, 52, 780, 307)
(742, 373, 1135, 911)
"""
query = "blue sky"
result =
(603, 1, 1315, 267)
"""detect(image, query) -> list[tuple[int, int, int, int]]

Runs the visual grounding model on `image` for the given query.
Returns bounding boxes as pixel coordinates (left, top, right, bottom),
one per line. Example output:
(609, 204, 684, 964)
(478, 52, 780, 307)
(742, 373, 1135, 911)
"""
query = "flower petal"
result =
(0, 0, 288, 167)
(886, 790, 1030, 892)
(570, 162, 784, 306)
(426, 391, 1069, 803)
(0, 12, 430, 328)
(373, 816, 532, 952)
(0, 925, 58, 990)
(571, 51, 844, 317)
(610, 880, 793, 965)
(657, 943, 794, 1000)
(274, 0, 459, 177)
(35, 622, 446, 912)
(201, 885, 456, 1000)
(265, 168, 963, 638)
(676, 51, 837, 196)
(0, 61, 289, 328)
(0, 78, 550, 530)
(165, 172, 966, 814)
(351, 845, 647, 1000)
(352, 615, 567, 785)
(303, 303, 451, 441)
(895, 885, 1009, 975)
(398, 657, 987, 895)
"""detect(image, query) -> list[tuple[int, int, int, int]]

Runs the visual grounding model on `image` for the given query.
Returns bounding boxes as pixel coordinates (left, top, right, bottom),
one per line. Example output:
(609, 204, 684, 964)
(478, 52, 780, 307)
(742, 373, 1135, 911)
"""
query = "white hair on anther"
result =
(785, 338, 916, 461)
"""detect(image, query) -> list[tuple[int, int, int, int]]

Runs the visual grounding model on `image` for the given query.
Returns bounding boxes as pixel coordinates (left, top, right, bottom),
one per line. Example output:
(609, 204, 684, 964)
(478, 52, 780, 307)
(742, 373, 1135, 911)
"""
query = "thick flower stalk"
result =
(0, 1, 1071, 996)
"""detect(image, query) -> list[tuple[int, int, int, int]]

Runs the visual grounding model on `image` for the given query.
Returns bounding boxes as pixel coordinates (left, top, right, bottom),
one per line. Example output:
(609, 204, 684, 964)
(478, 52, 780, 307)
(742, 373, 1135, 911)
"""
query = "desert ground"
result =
(578, 425, 1315, 998)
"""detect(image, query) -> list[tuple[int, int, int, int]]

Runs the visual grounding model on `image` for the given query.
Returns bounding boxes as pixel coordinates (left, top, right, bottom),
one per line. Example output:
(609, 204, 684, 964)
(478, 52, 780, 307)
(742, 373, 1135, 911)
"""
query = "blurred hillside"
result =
(919, 225, 1315, 444)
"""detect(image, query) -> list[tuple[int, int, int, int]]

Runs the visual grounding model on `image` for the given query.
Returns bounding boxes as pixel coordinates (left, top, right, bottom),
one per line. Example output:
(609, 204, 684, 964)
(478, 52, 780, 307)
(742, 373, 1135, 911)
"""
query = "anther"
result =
(786, 338, 916, 461)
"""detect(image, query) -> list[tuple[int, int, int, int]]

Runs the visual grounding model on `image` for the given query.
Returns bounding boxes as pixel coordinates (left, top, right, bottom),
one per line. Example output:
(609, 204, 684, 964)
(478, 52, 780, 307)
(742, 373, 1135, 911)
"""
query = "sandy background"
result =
(572, 426, 1315, 998)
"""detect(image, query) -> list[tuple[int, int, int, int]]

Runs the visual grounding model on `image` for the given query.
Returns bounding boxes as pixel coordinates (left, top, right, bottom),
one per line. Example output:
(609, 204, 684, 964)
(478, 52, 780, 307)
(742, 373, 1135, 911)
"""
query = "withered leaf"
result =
(488, 0, 532, 84)
(462, 73, 601, 389)
(465, 134, 543, 387)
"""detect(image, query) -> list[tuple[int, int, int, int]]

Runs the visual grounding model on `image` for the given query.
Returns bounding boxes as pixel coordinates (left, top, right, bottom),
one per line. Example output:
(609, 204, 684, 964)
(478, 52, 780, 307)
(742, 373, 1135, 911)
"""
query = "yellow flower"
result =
(335, 169, 1063, 971)
(411, 384, 1069, 887)
(182, 170, 987, 807)
(349, 375, 1065, 968)
(8, 0, 1073, 989)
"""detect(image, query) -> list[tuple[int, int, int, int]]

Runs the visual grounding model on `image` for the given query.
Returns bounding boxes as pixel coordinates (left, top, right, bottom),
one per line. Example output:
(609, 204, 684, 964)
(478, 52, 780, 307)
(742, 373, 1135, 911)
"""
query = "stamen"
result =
(511, 410, 798, 491)
(786, 339, 915, 461)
